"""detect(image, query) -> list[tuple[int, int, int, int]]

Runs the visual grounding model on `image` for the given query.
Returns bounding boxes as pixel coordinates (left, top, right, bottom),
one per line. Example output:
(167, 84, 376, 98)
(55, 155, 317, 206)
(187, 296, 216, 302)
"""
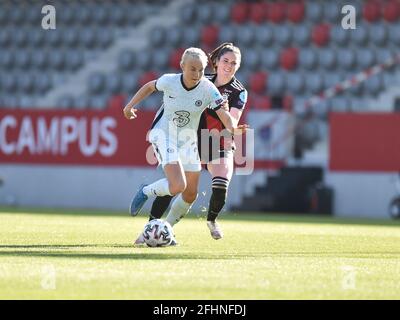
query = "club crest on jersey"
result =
(195, 100, 202, 107)
(167, 148, 174, 153)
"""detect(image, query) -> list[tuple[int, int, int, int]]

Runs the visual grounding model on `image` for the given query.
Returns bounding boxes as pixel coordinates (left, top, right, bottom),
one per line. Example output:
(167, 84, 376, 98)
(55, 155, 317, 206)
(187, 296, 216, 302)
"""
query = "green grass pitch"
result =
(0, 207, 399, 299)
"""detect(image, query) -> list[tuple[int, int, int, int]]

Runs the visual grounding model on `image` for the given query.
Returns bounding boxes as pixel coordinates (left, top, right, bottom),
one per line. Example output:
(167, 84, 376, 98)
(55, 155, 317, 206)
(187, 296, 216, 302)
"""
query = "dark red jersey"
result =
(198, 74, 248, 161)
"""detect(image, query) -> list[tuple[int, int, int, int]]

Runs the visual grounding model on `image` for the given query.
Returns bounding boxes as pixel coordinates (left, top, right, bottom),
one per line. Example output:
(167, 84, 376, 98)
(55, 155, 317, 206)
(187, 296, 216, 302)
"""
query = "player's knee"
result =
(210, 187, 227, 213)
(183, 191, 198, 204)
(169, 180, 187, 195)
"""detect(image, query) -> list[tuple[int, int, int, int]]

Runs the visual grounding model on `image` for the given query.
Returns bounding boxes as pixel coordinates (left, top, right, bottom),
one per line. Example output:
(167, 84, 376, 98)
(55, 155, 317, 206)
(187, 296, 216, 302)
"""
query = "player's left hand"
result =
(222, 100, 229, 111)
(233, 124, 250, 135)
(123, 105, 138, 120)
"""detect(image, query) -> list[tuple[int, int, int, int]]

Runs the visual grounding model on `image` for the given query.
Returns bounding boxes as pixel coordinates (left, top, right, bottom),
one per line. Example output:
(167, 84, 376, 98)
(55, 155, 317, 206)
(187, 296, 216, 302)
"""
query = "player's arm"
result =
(215, 107, 248, 135)
(123, 80, 157, 120)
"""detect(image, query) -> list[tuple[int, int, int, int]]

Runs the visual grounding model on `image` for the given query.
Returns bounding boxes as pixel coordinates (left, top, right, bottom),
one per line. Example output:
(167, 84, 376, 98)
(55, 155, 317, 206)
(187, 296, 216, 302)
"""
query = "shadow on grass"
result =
(1, 206, 400, 227)
(0, 245, 399, 260)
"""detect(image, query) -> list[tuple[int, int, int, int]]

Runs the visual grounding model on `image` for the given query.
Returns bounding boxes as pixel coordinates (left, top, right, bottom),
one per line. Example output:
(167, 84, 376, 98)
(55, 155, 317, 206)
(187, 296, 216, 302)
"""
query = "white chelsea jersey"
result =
(150, 73, 224, 143)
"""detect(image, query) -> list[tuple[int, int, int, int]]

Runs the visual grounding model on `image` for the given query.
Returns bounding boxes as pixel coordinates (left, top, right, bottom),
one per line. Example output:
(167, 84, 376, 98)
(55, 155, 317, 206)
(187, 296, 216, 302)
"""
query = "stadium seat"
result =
(249, 3, 266, 24)
(18, 74, 35, 93)
(0, 29, 11, 47)
(74, 95, 91, 109)
(58, 6, 76, 25)
(252, 95, 271, 110)
(363, 0, 381, 22)
(197, 4, 214, 24)
(141, 93, 162, 110)
(388, 25, 400, 46)
(364, 73, 383, 96)
(0, 7, 8, 26)
(9, 6, 25, 25)
(34, 73, 52, 94)
(383, 0, 400, 22)
(49, 51, 65, 71)
(312, 23, 330, 47)
(108, 94, 126, 110)
(337, 49, 356, 70)
(286, 72, 305, 95)
(351, 24, 368, 46)
(14, 51, 31, 70)
(242, 49, 261, 71)
(165, 27, 183, 48)
(280, 47, 298, 71)
(109, 6, 126, 26)
(26, 6, 41, 26)
(323, 73, 342, 90)
(298, 49, 318, 70)
(306, 72, 324, 94)
(255, 25, 273, 46)
(135, 52, 152, 70)
(65, 50, 84, 71)
(231, 2, 250, 24)
(249, 72, 267, 94)
(180, 5, 196, 25)
(105, 74, 122, 95)
(14, 29, 28, 48)
(306, 1, 323, 22)
(118, 50, 136, 71)
(90, 95, 108, 110)
(369, 23, 388, 46)
(75, 5, 92, 26)
(267, 2, 287, 23)
(88, 72, 106, 94)
(29, 30, 45, 48)
(96, 29, 113, 49)
(47, 30, 63, 48)
(92, 6, 109, 25)
(152, 49, 170, 71)
(323, 2, 340, 23)
(122, 72, 139, 94)
(331, 25, 349, 45)
(219, 25, 237, 44)
(169, 48, 185, 70)
(287, 2, 305, 23)
(214, 5, 230, 24)
(310, 98, 330, 118)
(273, 25, 292, 46)
(356, 49, 375, 69)
(318, 49, 337, 70)
(2, 74, 17, 93)
(63, 28, 80, 48)
(57, 94, 75, 109)
(266, 72, 286, 95)
(292, 25, 310, 47)
(138, 71, 158, 88)
(345, 72, 364, 96)
(182, 27, 201, 47)
(376, 48, 393, 64)
(79, 28, 97, 49)
(201, 25, 219, 48)
(330, 96, 350, 112)
(0, 50, 14, 70)
(236, 25, 255, 47)
(31, 50, 47, 70)
(261, 50, 279, 70)
(150, 27, 166, 47)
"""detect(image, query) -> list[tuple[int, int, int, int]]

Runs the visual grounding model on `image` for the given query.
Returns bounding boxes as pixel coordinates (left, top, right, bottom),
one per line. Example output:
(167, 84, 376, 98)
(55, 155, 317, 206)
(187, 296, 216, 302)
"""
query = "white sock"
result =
(143, 178, 172, 197)
(165, 194, 194, 226)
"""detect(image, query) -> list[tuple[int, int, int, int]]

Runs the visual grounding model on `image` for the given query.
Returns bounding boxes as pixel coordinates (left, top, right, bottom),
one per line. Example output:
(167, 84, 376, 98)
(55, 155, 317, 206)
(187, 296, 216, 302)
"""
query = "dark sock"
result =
(207, 188, 227, 222)
(149, 195, 173, 221)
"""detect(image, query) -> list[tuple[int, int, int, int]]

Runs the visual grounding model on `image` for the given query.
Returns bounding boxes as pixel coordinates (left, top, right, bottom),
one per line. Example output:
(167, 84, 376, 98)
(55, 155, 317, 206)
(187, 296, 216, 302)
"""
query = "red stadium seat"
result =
(201, 25, 219, 47)
(311, 23, 331, 47)
(383, 0, 400, 22)
(363, 1, 381, 22)
(249, 72, 268, 94)
(169, 48, 185, 70)
(138, 71, 158, 87)
(280, 47, 298, 70)
(231, 2, 250, 24)
(249, 3, 266, 24)
(108, 94, 126, 110)
(253, 95, 272, 110)
(283, 95, 293, 112)
(287, 1, 305, 23)
(267, 1, 286, 23)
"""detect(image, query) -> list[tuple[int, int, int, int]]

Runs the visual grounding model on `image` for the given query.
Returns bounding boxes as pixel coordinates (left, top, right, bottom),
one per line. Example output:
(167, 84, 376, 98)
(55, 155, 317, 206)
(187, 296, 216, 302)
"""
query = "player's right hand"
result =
(123, 105, 138, 120)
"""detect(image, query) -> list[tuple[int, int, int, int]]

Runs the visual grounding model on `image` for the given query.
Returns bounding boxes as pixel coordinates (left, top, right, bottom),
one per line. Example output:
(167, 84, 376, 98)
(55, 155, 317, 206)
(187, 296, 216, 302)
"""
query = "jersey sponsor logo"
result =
(215, 98, 224, 105)
(168, 95, 176, 99)
(239, 91, 248, 103)
(172, 110, 190, 127)
(195, 100, 203, 107)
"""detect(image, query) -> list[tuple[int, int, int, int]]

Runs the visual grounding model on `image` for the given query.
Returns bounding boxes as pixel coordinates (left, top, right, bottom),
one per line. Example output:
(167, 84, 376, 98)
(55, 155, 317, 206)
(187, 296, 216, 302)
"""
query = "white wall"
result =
(326, 172, 399, 219)
(0, 164, 267, 214)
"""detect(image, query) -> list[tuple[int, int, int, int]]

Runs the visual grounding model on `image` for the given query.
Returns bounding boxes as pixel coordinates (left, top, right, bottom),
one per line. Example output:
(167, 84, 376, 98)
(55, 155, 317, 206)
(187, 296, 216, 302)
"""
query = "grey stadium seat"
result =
(74, 95, 91, 110)
(318, 49, 336, 70)
(49, 50, 65, 70)
(182, 27, 201, 46)
(9, 6, 25, 25)
(273, 25, 292, 46)
(330, 96, 350, 112)
(311, 98, 330, 119)
(219, 25, 237, 44)
(58, 6, 76, 25)
(197, 4, 214, 24)
(65, 50, 84, 71)
(57, 95, 75, 109)
(337, 49, 356, 70)
(292, 25, 310, 47)
(255, 25, 273, 46)
(14, 51, 31, 70)
(118, 50, 136, 71)
(34, 73, 52, 94)
(79, 28, 97, 48)
(88, 72, 106, 94)
(331, 25, 349, 45)
(14, 29, 28, 48)
(306, 72, 323, 94)
(323, 72, 341, 90)
(150, 27, 166, 47)
(298, 49, 318, 70)
(0, 50, 14, 70)
(369, 24, 388, 46)
(135, 52, 152, 70)
(166, 27, 184, 47)
(30, 30, 45, 48)
(92, 6, 109, 25)
(75, 5, 92, 25)
(267, 72, 286, 95)
(236, 25, 256, 47)
(31, 50, 47, 70)
(241, 49, 260, 71)
(376, 48, 393, 64)
(152, 49, 170, 70)
(213, 5, 230, 24)
(388, 25, 400, 46)
(260, 50, 279, 70)
(351, 25, 368, 46)
(287, 72, 305, 95)
(356, 49, 375, 69)
(109, 6, 126, 26)
(306, 1, 323, 22)
(364, 74, 383, 96)
(2, 75, 18, 93)
(96, 29, 113, 48)
(122, 72, 139, 93)
(0, 29, 11, 47)
(64, 28, 80, 48)
(323, 2, 340, 23)
(180, 5, 196, 25)
(90, 95, 108, 110)
(105, 74, 122, 95)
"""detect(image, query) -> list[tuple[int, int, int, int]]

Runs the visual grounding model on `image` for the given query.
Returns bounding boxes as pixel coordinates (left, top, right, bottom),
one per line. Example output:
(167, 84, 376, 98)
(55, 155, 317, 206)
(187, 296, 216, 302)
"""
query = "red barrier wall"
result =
(330, 113, 400, 172)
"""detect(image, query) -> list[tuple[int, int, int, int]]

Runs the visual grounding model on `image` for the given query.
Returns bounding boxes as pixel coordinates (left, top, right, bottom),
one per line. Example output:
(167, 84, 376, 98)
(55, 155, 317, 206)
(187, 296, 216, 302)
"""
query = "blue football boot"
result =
(130, 184, 148, 216)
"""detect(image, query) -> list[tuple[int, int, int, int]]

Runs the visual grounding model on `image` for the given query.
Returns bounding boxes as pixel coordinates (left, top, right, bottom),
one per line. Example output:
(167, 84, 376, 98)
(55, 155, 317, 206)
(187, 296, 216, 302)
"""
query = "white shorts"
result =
(150, 135, 201, 172)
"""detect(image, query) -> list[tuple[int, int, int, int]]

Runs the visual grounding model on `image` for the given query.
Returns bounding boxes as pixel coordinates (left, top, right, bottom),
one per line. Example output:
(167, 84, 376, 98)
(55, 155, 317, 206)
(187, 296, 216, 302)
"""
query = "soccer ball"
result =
(142, 219, 175, 247)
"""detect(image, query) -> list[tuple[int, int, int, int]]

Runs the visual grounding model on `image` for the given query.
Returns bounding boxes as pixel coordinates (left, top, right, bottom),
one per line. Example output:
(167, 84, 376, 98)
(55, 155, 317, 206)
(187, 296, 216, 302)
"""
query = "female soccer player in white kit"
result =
(123, 48, 248, 245)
